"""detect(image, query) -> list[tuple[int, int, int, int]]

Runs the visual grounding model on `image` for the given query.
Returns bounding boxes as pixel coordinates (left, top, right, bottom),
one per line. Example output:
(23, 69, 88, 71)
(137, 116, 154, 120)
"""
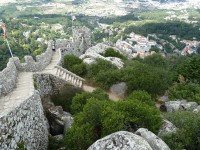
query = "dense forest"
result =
(125, 21, 200, 40)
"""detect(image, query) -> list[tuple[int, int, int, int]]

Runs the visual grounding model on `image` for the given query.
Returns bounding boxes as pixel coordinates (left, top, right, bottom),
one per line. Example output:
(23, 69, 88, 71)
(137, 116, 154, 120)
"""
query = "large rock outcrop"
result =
(161, 100, 198, 112)
(110, 82, 127, 98)
(88, 131, 153, 150)
(135, 128, 170, 150)
(80, 43, 124, 69)
(47, 106, 73, 135)
(158, 120, 177, 137)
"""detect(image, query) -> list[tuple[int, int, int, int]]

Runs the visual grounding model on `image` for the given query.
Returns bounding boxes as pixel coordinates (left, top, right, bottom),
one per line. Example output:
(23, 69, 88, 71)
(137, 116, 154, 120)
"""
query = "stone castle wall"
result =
(0, 41, 53, 97)
(33, 73, 68, 98)
(13, 41, 53, 72)
(0, 40, 55, 149)
(0, 27, 91, 149)
(57, 27, 92, 64)
(0, 58, 18, 97)
(0, 90, 48, 150)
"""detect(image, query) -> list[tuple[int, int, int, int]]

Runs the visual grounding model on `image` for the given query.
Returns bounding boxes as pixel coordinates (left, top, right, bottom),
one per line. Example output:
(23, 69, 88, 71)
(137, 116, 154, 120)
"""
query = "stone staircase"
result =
(42, 50, 85, 88)
(54, 65, 85, 88)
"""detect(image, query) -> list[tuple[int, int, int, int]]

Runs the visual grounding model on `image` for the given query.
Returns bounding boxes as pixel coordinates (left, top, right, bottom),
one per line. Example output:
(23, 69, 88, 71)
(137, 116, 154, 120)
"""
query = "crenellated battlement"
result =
(13, 40, 54, 72)
(0, 41, 54, 98)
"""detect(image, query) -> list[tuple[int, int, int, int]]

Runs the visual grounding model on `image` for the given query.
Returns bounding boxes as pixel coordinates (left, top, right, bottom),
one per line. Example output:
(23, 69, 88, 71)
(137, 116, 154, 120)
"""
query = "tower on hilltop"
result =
(72, 26, 92, 54)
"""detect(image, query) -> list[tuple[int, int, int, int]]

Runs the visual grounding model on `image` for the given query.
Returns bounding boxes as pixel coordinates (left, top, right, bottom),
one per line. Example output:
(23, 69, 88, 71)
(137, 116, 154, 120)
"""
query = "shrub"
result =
(102, 48, 125, 59)
(122, 62, 173, 96)
(71, 63, 87, 77)
(143, 53, 167, 68)
(64, 97, 162, 150)
(162, 111, 200, 150)
(178, 56, 200, 83)
(48, 136, 63, 150)
(33, 48, 42, 56)
(168, 82, 200, 104)
(63, 55, 87, 76)
(51, 85, 82, 113)
(94, 69, 122, 90)
(86, 59, 118, 78)
(71, 88, 109, 114)
(127, 90, 155, 107)
(149, 46, 161, 53)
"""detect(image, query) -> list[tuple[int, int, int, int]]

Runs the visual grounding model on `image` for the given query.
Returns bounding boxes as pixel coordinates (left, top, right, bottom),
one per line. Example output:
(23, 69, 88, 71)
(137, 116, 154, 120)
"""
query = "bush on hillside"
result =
(94, 69, 122, 90)
(86, 59, 118, 78)
(51, 85, 82, 113)
(122, 62, 173, 96)
(127, 90, 155, 107)
(162, 111, 200, 150)
(71, 88, 109, 115)
(143, 53, 167, 68)
(63, 55, 87, 77)
(168, 82, 200, 104)
(102, 48, 125, 59)
(178, 56, 200, 83)
(64, 97, 162, 150)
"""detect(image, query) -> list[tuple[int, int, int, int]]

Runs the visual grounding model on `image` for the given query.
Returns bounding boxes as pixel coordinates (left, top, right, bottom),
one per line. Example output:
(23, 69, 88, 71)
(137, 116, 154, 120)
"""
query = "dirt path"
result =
(82, 84, 121, 101)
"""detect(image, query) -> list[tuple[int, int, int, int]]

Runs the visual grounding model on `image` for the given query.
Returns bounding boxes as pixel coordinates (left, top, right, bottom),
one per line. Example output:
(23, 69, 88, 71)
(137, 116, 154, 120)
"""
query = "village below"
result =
(0, 0, 200, 150)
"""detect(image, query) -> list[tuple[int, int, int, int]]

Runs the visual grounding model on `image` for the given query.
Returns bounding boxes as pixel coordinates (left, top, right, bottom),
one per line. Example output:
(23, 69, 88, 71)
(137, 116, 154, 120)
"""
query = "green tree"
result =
(143, 53, 167, 68)
(127, 90, 155, 107)
(168, 82, 200, 104)
(86, 59, 118, 78)
(178, 56, 200, 83)
(63, 55, 87, 77)
(33, 48, 42, 56)
(122, 62, 173, 96)
(94, 69, 122, 90)
(162, 112, 200, 150)
(149, 46, 161, 53)
(71, 88, 108, 114)
(51, 85, 82, 113)
(102, 48, 125, 59)
(164, 43, 173, 53)
(63, 55, 82, 70)
(64, 97, 162, 150)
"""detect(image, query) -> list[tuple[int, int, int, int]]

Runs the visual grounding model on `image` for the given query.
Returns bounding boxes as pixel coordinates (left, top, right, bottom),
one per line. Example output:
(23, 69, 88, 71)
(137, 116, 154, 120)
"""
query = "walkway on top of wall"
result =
(0, 72, 34, 118)
(82, 84, 120, 101)
(0, 49, 121, 118)
(0, 50, 60, 118)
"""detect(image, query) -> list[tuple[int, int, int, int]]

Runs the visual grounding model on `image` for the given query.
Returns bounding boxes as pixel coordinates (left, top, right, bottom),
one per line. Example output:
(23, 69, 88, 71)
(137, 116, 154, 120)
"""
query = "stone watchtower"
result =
(72, 26, 92, 54)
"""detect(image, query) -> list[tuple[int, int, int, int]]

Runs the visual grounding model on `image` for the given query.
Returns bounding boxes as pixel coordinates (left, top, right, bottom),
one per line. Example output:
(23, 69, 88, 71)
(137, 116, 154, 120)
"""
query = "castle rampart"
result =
(0, 58, 18, 97)
(0, 41, 54, 149)
(0, 27, 91, 149)
(0, 90, 48, 150)
(13, 41, 53, 72)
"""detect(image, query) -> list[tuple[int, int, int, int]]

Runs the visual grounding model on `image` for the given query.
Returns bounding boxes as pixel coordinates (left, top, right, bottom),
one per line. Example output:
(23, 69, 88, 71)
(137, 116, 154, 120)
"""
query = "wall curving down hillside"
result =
(0, 90, 48, 150)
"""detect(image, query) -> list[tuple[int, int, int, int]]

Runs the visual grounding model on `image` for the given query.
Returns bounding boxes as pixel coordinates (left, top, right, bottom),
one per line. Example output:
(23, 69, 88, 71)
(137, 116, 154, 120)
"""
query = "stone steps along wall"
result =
(0, 90, 48, 150)
(13, 41, 54, 72)
(54, 65, 85, 88)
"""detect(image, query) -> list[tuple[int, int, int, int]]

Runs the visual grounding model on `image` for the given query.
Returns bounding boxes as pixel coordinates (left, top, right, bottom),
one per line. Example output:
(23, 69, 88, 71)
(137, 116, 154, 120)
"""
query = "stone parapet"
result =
(13, 41, 53, 72)
(0, 58, 18, 97)
(0, 90, 48, 150)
